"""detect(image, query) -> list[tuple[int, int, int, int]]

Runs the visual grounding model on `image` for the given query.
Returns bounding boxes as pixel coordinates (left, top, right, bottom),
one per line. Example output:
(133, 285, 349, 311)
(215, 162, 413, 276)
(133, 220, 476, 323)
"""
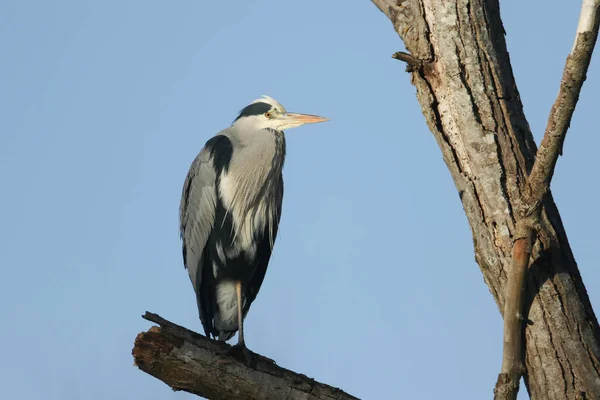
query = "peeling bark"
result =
(371, 0, 600, 399)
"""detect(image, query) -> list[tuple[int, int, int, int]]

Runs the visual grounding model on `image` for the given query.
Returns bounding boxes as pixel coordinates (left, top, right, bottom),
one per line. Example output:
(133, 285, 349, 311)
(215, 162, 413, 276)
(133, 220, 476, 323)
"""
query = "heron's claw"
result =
(222, 343, 257, 368)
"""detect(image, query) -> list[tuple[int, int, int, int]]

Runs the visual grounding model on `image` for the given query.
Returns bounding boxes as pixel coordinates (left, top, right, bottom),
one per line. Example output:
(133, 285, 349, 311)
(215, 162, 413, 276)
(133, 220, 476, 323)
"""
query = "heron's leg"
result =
(220, 281, 275, 366)
(221, 280, 254, 365)
(235, 280, 245, 347)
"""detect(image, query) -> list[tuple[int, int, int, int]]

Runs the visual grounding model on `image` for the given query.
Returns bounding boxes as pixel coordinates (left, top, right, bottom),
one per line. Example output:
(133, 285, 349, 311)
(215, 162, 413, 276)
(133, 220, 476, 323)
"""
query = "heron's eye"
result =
(265, 112, 272, 119)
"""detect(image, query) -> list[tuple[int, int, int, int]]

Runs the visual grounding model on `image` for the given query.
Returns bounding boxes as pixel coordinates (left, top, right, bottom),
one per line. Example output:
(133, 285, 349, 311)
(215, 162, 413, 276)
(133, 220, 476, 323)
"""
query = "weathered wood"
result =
(494, 1, 600, 398)
(371, 0, 600, 399)
(132, 312, 359, 400)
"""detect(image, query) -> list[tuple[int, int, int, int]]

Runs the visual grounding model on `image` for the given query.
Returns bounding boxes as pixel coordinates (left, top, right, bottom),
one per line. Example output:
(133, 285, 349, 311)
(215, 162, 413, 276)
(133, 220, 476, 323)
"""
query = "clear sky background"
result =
(1, 1, 598, 399)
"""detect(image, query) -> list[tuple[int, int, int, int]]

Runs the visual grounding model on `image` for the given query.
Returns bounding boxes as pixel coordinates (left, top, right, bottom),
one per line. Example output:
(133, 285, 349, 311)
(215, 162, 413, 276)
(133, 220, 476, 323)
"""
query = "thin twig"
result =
(494, 1, 600, 399)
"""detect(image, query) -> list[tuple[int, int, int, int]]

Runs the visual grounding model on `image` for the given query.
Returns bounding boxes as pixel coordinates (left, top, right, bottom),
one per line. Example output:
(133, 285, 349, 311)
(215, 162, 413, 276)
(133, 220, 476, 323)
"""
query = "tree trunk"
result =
(371, 1, 600, 399)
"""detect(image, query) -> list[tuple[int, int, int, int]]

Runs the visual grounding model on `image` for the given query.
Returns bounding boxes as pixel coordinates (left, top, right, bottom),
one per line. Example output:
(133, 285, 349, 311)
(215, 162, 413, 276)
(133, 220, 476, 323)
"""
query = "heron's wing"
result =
(243, 176, 284, 314)
(179, 145, 217, 334)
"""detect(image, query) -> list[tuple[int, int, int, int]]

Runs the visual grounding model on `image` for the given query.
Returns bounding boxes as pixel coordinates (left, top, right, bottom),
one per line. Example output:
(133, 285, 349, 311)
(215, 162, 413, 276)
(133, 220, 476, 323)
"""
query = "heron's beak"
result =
(283, 112, 328, 125)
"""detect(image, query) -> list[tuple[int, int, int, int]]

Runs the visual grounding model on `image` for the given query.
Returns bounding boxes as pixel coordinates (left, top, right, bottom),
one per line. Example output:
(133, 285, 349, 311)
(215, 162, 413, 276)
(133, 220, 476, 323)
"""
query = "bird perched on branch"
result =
(179, 96, 327, 359)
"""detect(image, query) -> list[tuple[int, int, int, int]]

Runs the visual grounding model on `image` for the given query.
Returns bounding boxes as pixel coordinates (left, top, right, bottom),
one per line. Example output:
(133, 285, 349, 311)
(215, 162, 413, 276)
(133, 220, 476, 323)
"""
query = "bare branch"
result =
(493, 224, 534, 400)
(494, 1, 600, 399)
(132, 312, 359, 400)
(528, 0, 600, 201)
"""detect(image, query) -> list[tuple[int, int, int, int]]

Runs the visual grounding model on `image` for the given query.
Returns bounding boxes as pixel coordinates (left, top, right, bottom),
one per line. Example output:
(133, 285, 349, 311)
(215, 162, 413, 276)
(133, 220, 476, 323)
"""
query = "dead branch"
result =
(494, 1, 600, 399)
(132, 312, 359, 400)
(392, 51, 423, 72)
(391, 51, 421, 66)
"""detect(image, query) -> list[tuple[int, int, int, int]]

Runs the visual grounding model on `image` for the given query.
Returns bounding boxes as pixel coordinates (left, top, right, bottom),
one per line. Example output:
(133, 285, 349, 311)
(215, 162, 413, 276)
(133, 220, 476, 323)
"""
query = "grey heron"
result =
(179, 95, 327, 358)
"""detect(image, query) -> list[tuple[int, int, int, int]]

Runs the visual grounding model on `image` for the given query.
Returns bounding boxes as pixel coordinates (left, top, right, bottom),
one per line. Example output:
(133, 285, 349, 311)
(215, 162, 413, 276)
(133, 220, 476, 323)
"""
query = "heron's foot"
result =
(223, 343, 257, 368)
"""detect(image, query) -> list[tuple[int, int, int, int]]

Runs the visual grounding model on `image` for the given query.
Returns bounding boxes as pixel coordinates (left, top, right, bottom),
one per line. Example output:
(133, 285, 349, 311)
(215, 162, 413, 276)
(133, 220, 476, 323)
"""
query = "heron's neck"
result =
(221, 129, 285, 212)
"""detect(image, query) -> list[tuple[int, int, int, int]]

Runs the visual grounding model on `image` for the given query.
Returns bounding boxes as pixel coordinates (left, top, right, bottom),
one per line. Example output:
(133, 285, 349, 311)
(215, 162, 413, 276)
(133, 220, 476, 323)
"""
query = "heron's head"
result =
(232, 96, 328, 132)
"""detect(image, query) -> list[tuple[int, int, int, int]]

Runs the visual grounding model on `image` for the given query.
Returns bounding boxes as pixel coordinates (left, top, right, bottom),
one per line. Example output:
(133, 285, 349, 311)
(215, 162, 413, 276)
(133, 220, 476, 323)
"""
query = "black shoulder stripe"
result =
(205, 135, 233, 174)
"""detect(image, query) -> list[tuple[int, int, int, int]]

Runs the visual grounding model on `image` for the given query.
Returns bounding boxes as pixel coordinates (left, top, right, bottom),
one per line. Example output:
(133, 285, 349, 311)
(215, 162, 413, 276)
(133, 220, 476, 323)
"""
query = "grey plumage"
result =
(179, 96, 327, 348)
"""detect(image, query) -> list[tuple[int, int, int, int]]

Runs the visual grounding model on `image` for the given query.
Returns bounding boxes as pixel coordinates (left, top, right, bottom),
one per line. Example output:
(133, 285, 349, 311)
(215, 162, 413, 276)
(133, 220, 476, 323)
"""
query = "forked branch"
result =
(494, 1, 600, 399)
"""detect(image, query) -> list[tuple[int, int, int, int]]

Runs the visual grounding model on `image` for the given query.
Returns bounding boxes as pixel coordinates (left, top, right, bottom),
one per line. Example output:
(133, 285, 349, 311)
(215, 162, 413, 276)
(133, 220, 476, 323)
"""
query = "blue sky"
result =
(1, 1, 598, 399)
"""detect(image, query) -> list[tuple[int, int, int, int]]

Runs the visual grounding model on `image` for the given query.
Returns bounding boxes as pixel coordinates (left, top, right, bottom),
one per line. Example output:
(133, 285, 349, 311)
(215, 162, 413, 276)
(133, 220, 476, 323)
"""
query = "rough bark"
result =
(371, 0, 600, 399)
(495, 2, 600, 398)
(132, 312, 359, 400)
